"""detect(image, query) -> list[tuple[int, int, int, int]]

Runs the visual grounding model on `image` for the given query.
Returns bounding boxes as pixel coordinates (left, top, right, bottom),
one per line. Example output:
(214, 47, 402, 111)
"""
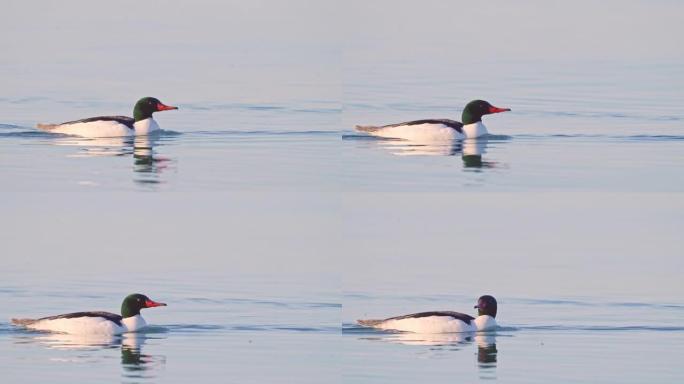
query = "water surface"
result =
(2, 1, 684, 383)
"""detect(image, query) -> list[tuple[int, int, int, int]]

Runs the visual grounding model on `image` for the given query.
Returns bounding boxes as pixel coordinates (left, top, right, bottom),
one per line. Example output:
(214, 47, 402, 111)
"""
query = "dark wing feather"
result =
(385, 311, 474, 324)
(60, 116, 134, 129)
(383, 119, 463, 133)
(38, 311, 123, 326)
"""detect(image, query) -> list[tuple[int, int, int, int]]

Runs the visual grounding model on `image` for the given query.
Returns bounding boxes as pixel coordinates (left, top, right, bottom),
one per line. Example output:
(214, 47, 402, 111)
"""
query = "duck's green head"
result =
(133, 97, 178, 122)
(461, 100, 510, 125)
(121, 293, 167, 318)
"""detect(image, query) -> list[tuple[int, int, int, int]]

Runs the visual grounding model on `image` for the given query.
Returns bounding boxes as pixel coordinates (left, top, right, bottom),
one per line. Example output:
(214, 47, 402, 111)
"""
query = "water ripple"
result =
(185, 296, 340, 309)
(188, 130, 342, 136)
(513, 325, 684, 332)
(343, 323, 684, 334)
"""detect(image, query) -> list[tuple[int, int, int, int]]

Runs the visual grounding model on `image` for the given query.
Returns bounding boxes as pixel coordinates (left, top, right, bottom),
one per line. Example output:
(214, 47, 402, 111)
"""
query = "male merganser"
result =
(357, 295, 498, 333)
(355, 100, 510, 141)
(11, 293, 167, 335)
(37, 97, 178, 137)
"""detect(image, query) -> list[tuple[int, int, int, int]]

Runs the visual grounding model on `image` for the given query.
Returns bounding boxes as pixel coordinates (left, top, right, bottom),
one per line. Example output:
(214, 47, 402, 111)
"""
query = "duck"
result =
(37, 97, 178, 137)
(357, 295, 498, 333)
(11, 293, 166, 335)
(355, 100, 510, 141)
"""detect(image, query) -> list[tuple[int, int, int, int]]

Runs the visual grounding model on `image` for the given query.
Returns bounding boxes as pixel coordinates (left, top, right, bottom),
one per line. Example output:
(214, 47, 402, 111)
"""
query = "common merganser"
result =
(11, 293, 167, 335)
(357, 295, 498, 333)
(37, 97, 178, 137)
(355, 100, 510, 141)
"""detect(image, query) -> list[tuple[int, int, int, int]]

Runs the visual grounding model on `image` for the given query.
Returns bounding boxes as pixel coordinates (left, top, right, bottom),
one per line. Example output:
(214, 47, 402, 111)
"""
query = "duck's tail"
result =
(355, 125, 381, 133)
(11, 318, 37, 326)
(357, 319, 384, 327)
(36, 123, 58, 131)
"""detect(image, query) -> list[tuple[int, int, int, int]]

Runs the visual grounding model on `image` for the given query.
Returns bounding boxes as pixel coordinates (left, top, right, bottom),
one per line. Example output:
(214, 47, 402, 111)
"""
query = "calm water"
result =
(2, 1, 684, 383)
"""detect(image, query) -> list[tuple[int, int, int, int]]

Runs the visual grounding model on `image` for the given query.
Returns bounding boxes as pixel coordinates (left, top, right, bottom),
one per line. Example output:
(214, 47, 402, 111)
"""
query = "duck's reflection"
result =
(363, 331, 498, 375)
(362, 136, 499, 169)
(384, 330, 473, 346)
(57, 135, 134, 158)
(120, 333, 166, 381)
(51, 133, 175, 185)
(132, 135, 173, 185)
(15, 331, 166, 380)
(461, 139, 497, 169)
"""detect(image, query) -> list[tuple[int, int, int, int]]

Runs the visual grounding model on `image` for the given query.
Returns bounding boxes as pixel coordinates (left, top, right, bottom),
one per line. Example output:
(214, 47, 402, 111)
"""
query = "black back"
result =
(383, 119, 463, 133)
(60, 116, 134, 129)
(385, 311, 474, 324)
(37, 311, 123, 326)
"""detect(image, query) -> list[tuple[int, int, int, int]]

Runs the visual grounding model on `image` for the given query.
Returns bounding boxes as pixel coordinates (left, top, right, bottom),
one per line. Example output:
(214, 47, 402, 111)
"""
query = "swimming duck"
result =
(357, 295, 498, 333)
(11, 293, 167, 335)
(356, 100, 509, 141)
(37, 97, 178, 137)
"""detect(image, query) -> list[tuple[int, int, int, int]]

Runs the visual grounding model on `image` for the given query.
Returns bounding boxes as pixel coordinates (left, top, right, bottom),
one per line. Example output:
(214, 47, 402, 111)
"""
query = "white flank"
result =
(375, 315, 497, 334)
(377, 316, 474, 334)
(25, 316, 125, 335)
(367, 123, 463, 142)
(359, 121, 489, 142)
(23, 314, 148, 335)
(38, 117, 161, 138)
(44, 120, 133, 138)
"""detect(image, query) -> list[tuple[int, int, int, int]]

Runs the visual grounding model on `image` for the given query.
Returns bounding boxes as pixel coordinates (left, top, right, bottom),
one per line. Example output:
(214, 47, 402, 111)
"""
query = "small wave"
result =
(230, 324, 339, 333)
(4, 97, 50, 104)
(158, 130, 183, 137)
(516, 133, 684, 141)
(345, 131, 684, 142)
(512, 297, 684, 310)
(343, 323, 684, 335)
(0, 322, 17, 334)
(270, 325, 339, 333)
(625, 134, 684, 141)
(484, 134, 513, 140)
(247, 105, 286, 111)
(185, 296, 340, 309)
(188, 130, 341, 136)
(292, 108, 340, 114)
(515, 110, 684, 122)
(308, 302, 342, 309)
(185, 297, 287, 307)
(161, 324, 225, 333)
(0, 131, 58, 138)
(0, 123, 23, 129)
(342, 323, 388, 335)
(514, 325, 684, 332)
(341, 134, 404, 141)
(182, 103, 340, 115)
(343, 292, 377, 299)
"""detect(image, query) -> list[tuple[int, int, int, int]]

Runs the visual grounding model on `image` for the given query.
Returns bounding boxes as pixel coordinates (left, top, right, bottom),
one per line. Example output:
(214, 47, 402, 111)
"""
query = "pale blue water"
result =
(2, 1, 684, 383)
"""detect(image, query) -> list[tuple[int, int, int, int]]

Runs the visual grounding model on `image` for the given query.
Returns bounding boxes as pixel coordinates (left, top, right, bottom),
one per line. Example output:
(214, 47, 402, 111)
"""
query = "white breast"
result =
(377, 316, 475, 334)
(49, 121, 133, 138)
(26, 316, 125, 335)
(473, 315, 497, 331)
(133, 118, 160, 135)
(122, 315, 147, 332)
(372, 124, 464, 142)
(462, 122, 488, 138)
